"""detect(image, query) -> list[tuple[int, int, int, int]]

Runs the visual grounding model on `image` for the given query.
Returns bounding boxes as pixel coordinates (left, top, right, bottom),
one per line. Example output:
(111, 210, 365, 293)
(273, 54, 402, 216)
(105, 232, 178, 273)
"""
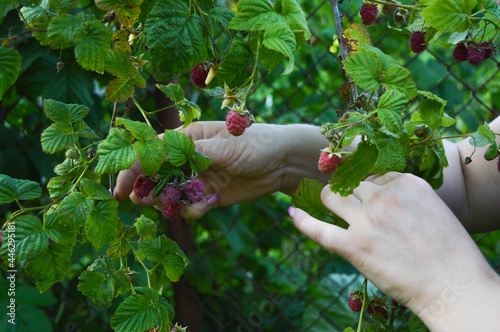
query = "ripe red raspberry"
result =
(360, 4, 378, 26)
(480, 42, 494, 60)
(367, 300, 388, 319)
(468, 46, 485, 65)
(162, 185, 182, 205)
(452, 43, 468, 62)
(190, 63, 209, 88)
(226, 110, 249, 136)
(318, 151, 342, 174)
(348, 291, 363, 312)
(410, 31, 427, 53)
(183, 178, 205, 203)
(133, 176, 156, 199)
(162, 203, 183, 219)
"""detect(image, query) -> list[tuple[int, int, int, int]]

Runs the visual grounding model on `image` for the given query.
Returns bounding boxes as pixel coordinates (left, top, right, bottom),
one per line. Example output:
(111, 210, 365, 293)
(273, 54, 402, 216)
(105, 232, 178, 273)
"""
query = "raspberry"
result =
(410, 31, 427, 53)
(133, 176, 156, 199)
(497, 157, 500, 172)
(348, 291, 363, 312)
(226, 110, 249, 136)
(162, 203, 183, 219)
(468, 45, 485, 65)
(360, 4, 378, 26)
(453, 43, 468, 62)
(318, 151, 342, 174)
(367, 301, 388, 318)
(162, 185, 182, 205)
(190, 63, 209, 88)
(480, 42, 494, 60)
(183, 178, 205, 203)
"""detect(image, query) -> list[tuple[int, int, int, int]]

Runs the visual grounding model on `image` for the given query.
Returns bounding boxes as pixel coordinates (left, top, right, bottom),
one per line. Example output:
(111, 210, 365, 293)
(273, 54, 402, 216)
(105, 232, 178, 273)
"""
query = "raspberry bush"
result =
(0, 0, 499, 331)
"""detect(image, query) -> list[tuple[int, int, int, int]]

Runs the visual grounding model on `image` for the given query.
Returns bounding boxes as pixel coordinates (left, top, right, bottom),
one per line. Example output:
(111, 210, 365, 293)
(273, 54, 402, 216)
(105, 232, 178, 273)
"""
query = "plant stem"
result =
(368, 0, 422, 12)
(130, 96, 153, 128)
(128, 242, 152, 288)
(14, 197, 23, 210)
(109, 102, 120, 194)
(389, 298, 397, 326)
(16, 7, 31, 28)
(147, 103, 177, 115)
(356, 279, 368, 332)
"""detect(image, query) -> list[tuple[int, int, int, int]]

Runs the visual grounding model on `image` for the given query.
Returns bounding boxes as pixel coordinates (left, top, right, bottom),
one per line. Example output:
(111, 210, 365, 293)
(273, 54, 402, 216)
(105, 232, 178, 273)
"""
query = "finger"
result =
(320, 185, 362, 223)
(180, 121, 226, 141)
(181, 194, 220, 219)
(290, 207, 351, 257)
(365, 172, 402, 185)
(114, 159, 144, 201)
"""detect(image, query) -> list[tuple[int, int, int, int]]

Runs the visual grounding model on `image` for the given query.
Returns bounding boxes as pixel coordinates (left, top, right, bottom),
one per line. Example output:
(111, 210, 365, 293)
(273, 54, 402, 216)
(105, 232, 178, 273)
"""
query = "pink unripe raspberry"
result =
(410, 31, 427, 53)
(226, 110, 249, 136)
(468, 46, 485, 65)
(190, 63, 209, 88)
(360, 4, 378, 26)
(183, 178, 205, 203)
(318, 151, 342, 174)
(133, 176, 156, 199)
(452, 43, 468, 62)
(162, 185, 182, 205)
(162, 203, 183, 219)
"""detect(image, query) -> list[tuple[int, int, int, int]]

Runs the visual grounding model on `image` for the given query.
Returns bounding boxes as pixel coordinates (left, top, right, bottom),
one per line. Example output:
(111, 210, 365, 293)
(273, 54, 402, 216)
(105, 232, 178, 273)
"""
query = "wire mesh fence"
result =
(155, 0, 500, 331)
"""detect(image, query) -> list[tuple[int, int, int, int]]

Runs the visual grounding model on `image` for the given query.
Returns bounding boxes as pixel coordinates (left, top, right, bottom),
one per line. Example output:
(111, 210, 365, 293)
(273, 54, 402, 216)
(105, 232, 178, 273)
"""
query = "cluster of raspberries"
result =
(348, 291, 388, 318)
(453, 42, 496, 65)
(133, 176, 205, 219)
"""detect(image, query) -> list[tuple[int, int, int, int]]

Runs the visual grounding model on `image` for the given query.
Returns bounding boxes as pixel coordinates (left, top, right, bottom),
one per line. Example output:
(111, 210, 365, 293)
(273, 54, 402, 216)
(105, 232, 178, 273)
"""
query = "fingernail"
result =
(207, 194, 219, 205)
(141, 196, 152, 205)
(288, 206, 295, 218)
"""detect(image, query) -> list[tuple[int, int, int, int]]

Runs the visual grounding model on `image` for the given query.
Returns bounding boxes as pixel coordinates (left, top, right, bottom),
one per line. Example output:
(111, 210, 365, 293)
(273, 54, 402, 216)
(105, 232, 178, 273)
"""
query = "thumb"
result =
(289, 207, 351, 257)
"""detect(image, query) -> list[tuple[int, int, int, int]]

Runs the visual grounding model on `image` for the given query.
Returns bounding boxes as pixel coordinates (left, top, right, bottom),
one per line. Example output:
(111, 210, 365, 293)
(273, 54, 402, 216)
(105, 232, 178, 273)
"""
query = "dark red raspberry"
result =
(453, 43, 468, 62)
(162, 203, 183, 219)
(367, 300, 388, 318)
(162, 185, 182, 205)
(468, 46, 485, 65)
(183, 178, 205, 203)
(480, 42, 494, 60)
(190, 63, 209, 88)
(360, 4, 378, 26)
(226, 110, 249, 136)
(133, 176, 156, 199)
(318, 151, 342, 174)
(410, 31, 427, 53)
(497, 157, 500, 172)
(348, 291, 363, 312)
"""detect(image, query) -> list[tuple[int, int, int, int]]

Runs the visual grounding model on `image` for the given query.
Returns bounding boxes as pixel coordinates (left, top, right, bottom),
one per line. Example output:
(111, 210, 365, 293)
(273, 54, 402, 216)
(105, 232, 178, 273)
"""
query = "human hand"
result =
(290, 172, 500, 330)
(115, 122, 329, 219)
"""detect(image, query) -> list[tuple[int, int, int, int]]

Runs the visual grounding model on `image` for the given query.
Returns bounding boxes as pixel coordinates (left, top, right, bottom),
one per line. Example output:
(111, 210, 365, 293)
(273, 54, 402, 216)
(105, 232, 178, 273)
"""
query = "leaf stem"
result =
(147, 103, 177, 115)
(130, 96, 153, 128)
(128, 242, 152, 288)
(356, 279, 368, 332)
(14, 197, 23, 210)
(16, 7, 31, 29)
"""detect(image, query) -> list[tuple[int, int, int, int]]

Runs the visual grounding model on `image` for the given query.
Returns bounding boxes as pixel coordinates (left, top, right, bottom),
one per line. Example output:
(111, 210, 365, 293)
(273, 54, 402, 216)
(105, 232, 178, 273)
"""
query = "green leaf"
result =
(362, 45, 400, 70)
(216, 38, 253, 87)
(344, 50, 383, 91)
(105, 72, 144, 102)
(1, 215, 48, 262)
(0, 48, 22, 100)
(49, 0, 79, 13)
(275, 0, 311, 43)
(41, 122, 78, 154)
(373, 137, 407, 174)
(79, 178, 114, 200)
(163, 130, 195, 166)
(262, 22, 296, 75)
(117, 5, 142, 28)
(189, 151, 211, 174)
(44, 211, 77, 246)
(420, 146, 437, 171)
(107, 236, 131, 258)
(111, 270, 133, 297)
(470, 124, 496, 147)
(85, 199, 122, 251)
(377, 108, 403, 136)
(0, 174, 16, 204)
(421, 0, 476, 32)
(0, 175, 42, 202)
(43, 99, 90, 124)
(24, 243, 72, 292)
(95, 0, 122, 10)
(411, 91, 449, 129)
(177, 99, 202, 127)
(381, 66, 417, 101)
(408, 314, 431, 332)
(377, 90, 408, 111)
(105, 48, 134, 77)
(75, 20, 112, 73)
(77, 271, 114, 306)
(15, 285, 57, 306)
(145, 0, 205, 81)
(75, 120, 100, 138)
(292, 178, 328, 220)
(110, 294, 160, 332)
(330, 142, 379, 196)
(47, 176, 72, 200)
(156, 83, 184, 103)
(47, 13, 83, 49)
(58, 192, 93, 228)
(134, 139, 168, 175)
(95, 127, 136, 174)
(134, 215, 157, 240)
(208, 6, 235, 31)
(484, 143, 498, 160)
(229, 0, 282, 31)
(115, 117, 157, 141)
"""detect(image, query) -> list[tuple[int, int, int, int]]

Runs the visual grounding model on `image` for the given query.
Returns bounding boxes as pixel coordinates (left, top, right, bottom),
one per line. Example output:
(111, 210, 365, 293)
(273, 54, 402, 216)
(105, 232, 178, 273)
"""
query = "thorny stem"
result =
(327, 0, 358, 100)
(130, 96, 153, 128)
(356, 279, 368, 332)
